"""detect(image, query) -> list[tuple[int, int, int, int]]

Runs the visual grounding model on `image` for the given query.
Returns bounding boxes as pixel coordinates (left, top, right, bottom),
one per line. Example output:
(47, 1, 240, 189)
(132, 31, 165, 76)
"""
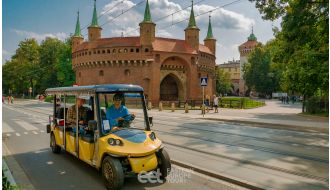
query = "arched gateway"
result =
(160, 74, 179, 101)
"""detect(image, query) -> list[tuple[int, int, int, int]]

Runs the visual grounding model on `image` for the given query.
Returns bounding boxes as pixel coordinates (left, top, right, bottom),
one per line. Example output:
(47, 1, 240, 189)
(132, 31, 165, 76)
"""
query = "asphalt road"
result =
(2, 100, 329, 190)
(2, 101, 242, 190)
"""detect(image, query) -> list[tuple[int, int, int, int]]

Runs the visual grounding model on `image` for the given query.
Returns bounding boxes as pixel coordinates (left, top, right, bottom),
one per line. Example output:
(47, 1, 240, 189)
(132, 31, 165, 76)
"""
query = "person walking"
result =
(213, 95, 219, 113)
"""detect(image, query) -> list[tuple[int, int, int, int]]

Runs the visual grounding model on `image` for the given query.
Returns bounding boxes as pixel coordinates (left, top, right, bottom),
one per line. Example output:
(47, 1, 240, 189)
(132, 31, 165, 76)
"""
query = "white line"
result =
(2, 122, 15, 133)
(15, 133, 21, 137)
(40, 130, 45, 133)
(6, 134, 11, 137)
(32, 131, 38, 135)
(14, 120, 38, 131)
(24, 132, 28, 135)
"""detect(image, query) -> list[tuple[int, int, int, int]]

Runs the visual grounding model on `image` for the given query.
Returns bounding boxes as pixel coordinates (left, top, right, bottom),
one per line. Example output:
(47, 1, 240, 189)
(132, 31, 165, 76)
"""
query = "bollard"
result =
(159, 102, 163, 111)
(148, 101, 152, 110)
(171, 102, 175, 112)
(184, 103, 189, 113)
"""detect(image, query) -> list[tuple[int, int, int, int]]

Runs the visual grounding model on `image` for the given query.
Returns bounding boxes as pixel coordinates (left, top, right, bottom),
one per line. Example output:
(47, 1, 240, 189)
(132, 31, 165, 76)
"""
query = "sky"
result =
(2, 0, 281, 65)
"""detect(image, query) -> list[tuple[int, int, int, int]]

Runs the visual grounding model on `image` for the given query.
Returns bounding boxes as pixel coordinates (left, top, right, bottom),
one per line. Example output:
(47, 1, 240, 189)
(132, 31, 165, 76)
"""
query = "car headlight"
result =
(108, 138, 123, 146)
(149, 132, 156, 141)
(115, 139, 122, 145)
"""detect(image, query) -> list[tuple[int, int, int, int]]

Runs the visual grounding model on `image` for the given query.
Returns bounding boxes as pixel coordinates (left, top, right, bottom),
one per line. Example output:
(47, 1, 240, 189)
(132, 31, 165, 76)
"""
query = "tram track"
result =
(9, 103, 329, 162)
(6, 103, 329, 183)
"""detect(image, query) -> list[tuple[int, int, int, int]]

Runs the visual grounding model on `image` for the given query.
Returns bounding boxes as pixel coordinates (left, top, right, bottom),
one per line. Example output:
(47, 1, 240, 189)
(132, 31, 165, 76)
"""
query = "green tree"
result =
(3, 37, 75, 96)
(243, 42, 281, 97)
(56, 38, 75, 86)
(250, 0, 328, 112)
(3, 39, 40, 96)
(38, 37, 68, 92)
(215, 68, 232, 95)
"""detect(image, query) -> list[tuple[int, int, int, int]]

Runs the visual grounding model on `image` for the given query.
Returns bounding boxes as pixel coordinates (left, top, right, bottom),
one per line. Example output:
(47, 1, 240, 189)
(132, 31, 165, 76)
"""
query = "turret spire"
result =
(205, 15, 214, 39)
(143, 0, 152, 22)
(248, 26, 257, 41)
(74, 11, 82, 37)
(90, 0, 99, 27)
(187, 0, 197, 28)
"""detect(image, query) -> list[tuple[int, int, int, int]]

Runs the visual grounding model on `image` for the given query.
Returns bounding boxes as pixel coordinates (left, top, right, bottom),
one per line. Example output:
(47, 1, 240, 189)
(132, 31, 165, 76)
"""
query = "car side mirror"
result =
(88, 120, 97, 130)
(46, 124, 51, 133)
(148, 117, 153, 127)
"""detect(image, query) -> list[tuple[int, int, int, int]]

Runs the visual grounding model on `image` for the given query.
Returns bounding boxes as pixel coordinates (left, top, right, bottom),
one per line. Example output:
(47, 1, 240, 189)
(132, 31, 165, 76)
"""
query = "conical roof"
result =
(90, 0, 99, 27)
(187, 1, 198, 28)
(205, 16, 214, 39)
(74, 11, 83, 37)
(143, 0, 152, 22)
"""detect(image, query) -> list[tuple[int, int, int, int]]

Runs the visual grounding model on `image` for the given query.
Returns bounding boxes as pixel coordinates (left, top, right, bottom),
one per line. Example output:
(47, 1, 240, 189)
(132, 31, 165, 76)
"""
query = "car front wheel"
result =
(157, 148, 171, 179)
(102, 156, 124, 190)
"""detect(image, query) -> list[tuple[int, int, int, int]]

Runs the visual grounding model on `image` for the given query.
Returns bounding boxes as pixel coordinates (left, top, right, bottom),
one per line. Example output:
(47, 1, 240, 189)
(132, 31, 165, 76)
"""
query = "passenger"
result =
(67, 97, 89, 133)
(106, 93, 134, 130)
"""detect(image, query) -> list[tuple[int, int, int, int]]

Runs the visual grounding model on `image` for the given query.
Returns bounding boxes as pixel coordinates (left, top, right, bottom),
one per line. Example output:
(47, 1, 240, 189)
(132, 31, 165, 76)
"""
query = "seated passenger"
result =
(67, 97, 89, 134)
(106, 93, 133, 130)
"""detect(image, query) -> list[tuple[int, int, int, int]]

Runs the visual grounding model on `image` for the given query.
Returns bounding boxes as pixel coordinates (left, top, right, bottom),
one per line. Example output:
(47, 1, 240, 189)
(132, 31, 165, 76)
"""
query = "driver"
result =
(106, 93, 133, 130)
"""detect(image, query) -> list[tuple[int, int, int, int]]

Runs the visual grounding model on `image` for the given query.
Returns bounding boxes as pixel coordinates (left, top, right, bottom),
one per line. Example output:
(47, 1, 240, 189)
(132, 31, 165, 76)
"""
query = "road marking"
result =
(24, 132, 28, 135)
(15, 133, 21, 137)
(2, 122, 15, 133)
(14, 120, 38, 131)
(32, 131, 38, 135)
(6, 134, 11, 137)
(40, 130, 45, 133)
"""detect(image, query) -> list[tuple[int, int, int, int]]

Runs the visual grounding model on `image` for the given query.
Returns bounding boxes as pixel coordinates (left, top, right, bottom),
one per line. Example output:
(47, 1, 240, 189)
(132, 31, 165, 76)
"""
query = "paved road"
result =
(2, 100, 329, 190)
(2, 101, 242, 190)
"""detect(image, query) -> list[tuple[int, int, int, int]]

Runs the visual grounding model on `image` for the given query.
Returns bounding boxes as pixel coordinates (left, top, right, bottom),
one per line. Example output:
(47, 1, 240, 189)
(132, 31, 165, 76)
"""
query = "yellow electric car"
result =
(45, 84, 171, 190)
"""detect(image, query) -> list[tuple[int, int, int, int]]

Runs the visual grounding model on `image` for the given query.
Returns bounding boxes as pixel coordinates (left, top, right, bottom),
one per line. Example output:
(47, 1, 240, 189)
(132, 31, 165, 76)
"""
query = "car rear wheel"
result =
(102, 156, 124, 190)
(157, 148, 171, 179)
(50, 133, 61, 154)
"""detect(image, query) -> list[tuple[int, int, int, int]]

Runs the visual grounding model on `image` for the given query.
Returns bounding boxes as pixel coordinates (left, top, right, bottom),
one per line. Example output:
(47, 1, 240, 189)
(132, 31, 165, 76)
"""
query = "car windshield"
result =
(98, 92, 147, 135)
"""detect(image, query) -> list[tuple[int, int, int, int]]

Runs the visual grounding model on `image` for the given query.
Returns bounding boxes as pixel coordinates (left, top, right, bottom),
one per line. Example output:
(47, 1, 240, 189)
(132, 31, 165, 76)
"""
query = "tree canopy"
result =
(2, 37, 75, 96)
(249, 0, 328, 98)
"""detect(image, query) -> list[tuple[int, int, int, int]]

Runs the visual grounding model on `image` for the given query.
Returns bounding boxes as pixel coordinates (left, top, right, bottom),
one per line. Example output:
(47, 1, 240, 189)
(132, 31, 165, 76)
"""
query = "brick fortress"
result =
(71, 0, 216, 104)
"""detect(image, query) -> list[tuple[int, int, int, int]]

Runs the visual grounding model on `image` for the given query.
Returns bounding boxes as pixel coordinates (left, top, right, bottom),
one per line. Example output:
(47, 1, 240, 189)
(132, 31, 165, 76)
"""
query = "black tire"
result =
(156, 148, 171, 179)
(50, 133, 61, 154)
(102, 156, 124, 190)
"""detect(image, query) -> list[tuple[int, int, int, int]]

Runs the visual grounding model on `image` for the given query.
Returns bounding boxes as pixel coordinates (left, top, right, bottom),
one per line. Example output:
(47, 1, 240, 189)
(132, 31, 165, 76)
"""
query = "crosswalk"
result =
(2, 120, 46, 137)
(3, 104, 49, 138)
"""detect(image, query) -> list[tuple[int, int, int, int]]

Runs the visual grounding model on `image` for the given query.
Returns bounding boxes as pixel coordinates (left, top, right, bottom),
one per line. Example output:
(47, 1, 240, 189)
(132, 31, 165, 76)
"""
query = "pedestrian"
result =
(213, 95, 219, 113)
(2, 96, 5, 104)
(7, 96, 11, 104)
(205, 95, 210, 113)
(10, 96, 14, 104)
(286, 96, 289, 104)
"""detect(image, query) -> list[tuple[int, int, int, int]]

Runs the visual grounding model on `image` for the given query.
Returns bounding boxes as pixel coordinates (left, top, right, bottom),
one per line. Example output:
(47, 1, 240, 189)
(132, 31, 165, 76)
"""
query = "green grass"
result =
(220, 97, 265, 109)
(300, 112, 329, 117)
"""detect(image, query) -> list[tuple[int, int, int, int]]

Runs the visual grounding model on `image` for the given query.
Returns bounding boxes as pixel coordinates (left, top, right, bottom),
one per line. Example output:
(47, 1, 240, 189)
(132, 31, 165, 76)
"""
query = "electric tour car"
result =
(45, 84, 171, 190)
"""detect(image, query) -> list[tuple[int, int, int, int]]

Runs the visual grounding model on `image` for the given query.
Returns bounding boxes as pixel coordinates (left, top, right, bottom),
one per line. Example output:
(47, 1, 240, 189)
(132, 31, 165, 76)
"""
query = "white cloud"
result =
(100, 0, 254, 37)
(12, 29, 68, 42)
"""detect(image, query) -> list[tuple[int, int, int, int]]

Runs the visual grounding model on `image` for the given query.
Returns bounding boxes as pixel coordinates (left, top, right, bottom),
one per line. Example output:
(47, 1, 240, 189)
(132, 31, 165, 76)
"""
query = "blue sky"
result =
(2, 0, 280, 64)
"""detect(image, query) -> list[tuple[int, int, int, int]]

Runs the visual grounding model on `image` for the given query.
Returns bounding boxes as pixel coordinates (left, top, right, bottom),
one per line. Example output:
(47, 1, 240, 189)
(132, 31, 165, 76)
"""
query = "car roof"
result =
(45, 84, 144, 96)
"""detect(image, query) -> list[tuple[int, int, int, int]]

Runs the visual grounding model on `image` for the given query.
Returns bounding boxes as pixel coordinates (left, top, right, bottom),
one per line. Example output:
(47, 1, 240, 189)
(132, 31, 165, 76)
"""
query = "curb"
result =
(2, 159, 17, 186)
(171, 159, 265, 190)
(201, 118, 329, 134)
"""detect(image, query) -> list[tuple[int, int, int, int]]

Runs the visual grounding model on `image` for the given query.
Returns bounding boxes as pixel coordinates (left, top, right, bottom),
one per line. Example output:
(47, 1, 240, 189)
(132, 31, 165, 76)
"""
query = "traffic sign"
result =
(200, 77, 208, 86)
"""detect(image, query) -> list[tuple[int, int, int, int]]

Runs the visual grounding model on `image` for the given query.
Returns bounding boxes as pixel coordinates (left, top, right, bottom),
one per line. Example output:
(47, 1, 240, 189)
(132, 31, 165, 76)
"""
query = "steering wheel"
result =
(117, 114, 135, 128)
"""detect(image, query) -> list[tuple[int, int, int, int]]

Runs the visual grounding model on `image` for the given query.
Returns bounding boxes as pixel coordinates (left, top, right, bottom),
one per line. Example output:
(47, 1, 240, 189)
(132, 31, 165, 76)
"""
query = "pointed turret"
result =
(204, 15, 216, 55)
(187, 1, 197, 29)
(185, 1, 200, 50)
(72, 11, 84, 52)
(143, 0, 152, 23)
(248, 26, 257, 41)
(74, 11, 83, 37)
(205, 15, 214, 39)
(139, 0, 156, 46)
(88, 0, 102, 41)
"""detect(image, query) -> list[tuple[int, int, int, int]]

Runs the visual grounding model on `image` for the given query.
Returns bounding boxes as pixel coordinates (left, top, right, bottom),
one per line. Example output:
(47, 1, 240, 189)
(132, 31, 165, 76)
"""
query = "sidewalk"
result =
(148, 100, 329, 133)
